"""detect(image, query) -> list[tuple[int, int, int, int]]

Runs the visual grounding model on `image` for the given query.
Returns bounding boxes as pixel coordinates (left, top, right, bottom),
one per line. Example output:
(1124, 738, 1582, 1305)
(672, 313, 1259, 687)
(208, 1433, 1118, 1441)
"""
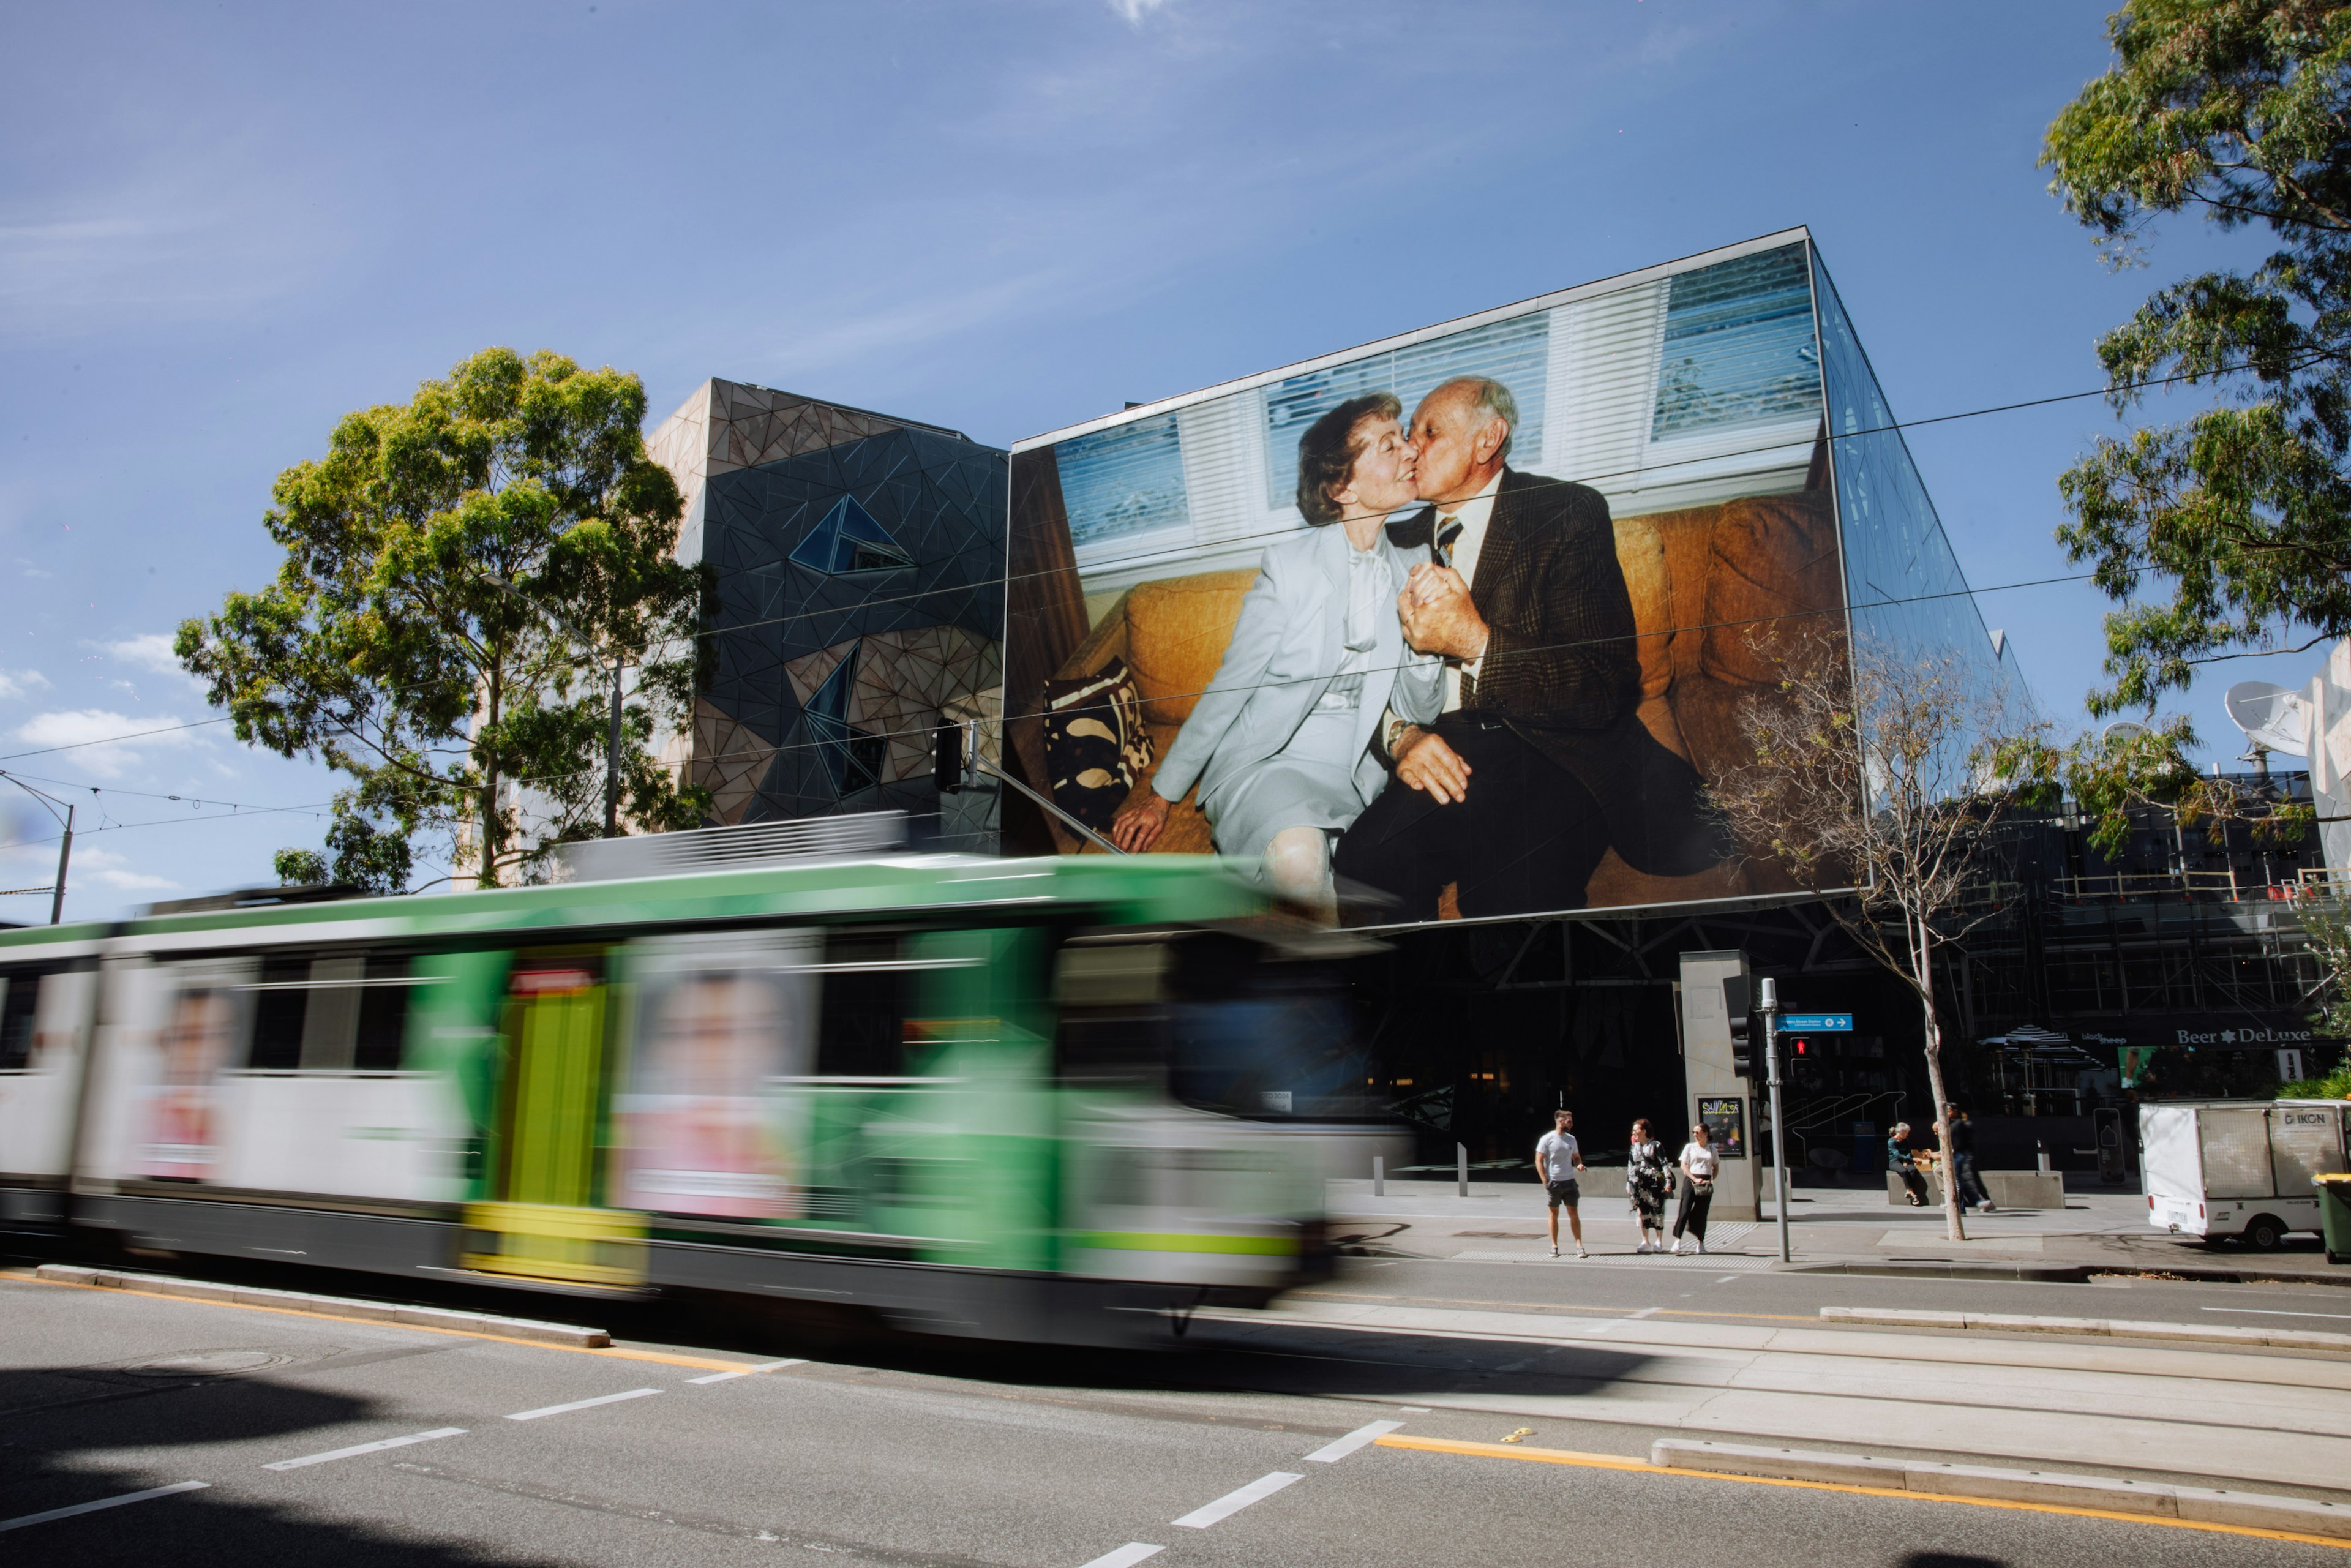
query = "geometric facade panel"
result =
(642, 378, 1009, 851)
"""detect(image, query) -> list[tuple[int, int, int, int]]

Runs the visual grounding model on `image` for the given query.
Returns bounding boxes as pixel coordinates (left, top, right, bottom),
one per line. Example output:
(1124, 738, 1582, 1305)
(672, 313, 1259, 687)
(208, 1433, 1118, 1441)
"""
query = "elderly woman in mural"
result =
(1110, 391, 1441, 915)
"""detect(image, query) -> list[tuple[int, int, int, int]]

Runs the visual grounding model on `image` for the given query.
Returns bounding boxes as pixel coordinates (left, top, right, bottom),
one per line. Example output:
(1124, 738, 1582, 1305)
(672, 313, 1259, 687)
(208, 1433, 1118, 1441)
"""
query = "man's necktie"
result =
(1432, 514, 1476, 708)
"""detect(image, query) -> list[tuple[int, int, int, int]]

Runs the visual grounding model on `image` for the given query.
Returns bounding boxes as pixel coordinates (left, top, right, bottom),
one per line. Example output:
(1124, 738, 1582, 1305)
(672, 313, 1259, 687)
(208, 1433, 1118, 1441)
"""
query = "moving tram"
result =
(0, 850, 1359, 1344)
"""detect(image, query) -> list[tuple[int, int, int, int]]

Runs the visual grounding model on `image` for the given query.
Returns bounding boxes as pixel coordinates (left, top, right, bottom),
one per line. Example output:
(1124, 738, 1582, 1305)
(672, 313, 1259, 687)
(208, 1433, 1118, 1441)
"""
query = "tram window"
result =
(247, 957, 310, 1070)
(243, 951, 413, 1071)
(0, 975, 39, 1070)
(816, 932, 906, 1078)
(353, 955, 411, 1071)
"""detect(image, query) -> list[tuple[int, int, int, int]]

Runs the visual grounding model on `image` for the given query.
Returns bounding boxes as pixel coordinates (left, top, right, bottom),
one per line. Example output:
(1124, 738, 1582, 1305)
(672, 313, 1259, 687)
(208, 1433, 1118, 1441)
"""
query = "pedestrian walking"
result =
(1671, 1120, 1717, 1255)
(1888, 1121, 1928, 1206)
(1944, 1103, 1995, 1212)
(1535, 1109, 1587, 1259)
(1626, 1117, 1670, 1253)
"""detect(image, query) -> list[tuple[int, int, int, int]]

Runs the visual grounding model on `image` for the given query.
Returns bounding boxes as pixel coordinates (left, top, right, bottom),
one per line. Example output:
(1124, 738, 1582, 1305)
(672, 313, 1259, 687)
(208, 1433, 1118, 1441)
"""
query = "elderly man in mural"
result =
(1332, 375, 1730, 920)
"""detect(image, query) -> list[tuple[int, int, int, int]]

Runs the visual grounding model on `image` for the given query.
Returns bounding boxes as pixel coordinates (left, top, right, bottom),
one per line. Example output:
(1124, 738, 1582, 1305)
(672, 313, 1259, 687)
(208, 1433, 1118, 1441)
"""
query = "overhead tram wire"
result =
(9, 364, 2241, 805)
(0, 715, 233, 764)
(659, 359, 2297, 653)
(499, 561, 2107, 795)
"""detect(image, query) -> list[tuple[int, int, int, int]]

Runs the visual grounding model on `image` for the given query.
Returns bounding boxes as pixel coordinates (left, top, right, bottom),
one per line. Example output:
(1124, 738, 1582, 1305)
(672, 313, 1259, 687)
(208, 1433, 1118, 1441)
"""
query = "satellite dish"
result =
(2225, 680, 2311, 757)
(2101, 720, 2150, 748)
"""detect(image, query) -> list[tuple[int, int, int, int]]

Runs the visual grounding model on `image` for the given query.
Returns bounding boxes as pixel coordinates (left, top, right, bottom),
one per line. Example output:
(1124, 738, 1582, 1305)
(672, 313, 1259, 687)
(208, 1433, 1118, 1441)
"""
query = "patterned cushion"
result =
(1042, 658, 1154, 831)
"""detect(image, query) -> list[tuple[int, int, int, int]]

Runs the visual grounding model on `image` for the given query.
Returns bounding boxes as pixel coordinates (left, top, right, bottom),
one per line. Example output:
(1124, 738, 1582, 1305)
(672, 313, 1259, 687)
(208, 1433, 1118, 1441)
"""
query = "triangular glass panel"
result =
(788, 493, 913, 575)
(800, 640, 889, 797)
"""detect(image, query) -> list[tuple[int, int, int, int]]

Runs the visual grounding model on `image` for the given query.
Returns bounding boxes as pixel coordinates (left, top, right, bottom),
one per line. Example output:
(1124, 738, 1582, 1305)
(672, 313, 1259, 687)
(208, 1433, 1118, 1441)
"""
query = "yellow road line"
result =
(12, 1273, 754, 1374)
(1373, 1435, 2351, 1551)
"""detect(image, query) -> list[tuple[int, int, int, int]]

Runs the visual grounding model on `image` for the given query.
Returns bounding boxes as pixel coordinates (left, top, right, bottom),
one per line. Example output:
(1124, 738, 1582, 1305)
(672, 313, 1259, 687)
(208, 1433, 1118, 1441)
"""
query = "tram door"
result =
(461, 956, 645, 1288)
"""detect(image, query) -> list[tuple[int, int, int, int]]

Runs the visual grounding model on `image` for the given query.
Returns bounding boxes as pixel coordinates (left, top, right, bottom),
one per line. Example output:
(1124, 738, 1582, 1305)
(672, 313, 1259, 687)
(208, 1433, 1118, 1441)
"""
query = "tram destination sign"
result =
(1779, 1013, 1853, 1032)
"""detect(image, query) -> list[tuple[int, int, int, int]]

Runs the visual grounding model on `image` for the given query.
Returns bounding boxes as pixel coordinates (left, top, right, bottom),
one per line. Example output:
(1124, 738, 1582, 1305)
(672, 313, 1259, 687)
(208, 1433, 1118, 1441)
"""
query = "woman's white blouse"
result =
(1679, 1142, 1720, 1180)
(1316, 542, 1393, 711)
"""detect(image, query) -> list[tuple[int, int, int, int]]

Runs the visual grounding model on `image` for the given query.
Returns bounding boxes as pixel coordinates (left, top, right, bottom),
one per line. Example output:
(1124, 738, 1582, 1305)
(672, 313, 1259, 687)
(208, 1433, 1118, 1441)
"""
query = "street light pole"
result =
(1758, 974, 1790, 1262)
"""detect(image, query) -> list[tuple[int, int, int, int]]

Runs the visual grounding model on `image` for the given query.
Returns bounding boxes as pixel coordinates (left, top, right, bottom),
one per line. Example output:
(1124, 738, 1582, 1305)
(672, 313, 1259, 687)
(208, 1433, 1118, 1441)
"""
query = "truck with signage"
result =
(2141, 1100, 2351, 1250)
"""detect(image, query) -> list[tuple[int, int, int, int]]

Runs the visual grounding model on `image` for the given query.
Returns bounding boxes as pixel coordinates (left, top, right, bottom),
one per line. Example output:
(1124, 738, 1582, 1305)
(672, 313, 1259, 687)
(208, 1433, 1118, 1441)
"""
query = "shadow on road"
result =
(3, 1351, 569, 1567)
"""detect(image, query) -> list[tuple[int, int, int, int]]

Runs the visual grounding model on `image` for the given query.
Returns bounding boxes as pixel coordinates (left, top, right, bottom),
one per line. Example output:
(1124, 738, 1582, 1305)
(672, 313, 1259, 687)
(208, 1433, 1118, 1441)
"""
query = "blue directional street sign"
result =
(1780, 1013, 1853, 1032)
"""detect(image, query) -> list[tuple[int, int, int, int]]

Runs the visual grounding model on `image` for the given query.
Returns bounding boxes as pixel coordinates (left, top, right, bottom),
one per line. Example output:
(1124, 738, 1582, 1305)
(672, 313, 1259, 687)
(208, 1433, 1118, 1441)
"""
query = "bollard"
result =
(2037, 1140, 2052, 1175)
(1457, 1142, 1468, 1198)
(1373, 1153, 1384, 1197)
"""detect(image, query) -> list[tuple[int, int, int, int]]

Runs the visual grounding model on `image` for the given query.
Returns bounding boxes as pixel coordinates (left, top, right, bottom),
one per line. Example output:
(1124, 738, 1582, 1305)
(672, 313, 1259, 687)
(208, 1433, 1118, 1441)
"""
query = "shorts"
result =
(1545, 1179, 1581, 1209)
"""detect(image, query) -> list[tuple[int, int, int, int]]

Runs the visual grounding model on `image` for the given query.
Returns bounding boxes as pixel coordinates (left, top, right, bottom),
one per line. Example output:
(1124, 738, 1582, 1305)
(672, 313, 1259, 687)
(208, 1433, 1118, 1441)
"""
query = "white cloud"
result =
(11, 708, 204, 779)
(1107, 0, 1170, 22)
(100, 632, 186, 677)
(0, 669, 51, 700)
(66, 845, 178, 892)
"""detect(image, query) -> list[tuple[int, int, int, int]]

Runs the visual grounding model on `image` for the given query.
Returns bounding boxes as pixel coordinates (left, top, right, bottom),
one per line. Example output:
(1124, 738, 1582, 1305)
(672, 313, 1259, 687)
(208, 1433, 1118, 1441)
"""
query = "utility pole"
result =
(50, 803, 71, 925)
(1, 773, 76, 924)
(1758, 973, 1790, 1263)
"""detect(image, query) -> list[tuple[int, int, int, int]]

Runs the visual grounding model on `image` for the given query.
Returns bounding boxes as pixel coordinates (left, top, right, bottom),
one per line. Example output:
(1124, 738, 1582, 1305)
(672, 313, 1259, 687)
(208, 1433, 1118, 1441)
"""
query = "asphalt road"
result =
(7, 1250, 2351, 1567)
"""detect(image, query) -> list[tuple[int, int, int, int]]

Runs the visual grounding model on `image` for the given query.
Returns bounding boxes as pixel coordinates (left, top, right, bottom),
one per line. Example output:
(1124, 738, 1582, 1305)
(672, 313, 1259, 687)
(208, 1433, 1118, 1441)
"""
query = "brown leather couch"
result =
(1019, 489, 1840, 912)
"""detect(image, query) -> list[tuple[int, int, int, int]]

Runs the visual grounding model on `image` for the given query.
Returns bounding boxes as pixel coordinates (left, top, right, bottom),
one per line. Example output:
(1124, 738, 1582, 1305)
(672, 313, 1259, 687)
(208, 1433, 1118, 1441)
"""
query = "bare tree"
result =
(1712, 627, 2053, 1242)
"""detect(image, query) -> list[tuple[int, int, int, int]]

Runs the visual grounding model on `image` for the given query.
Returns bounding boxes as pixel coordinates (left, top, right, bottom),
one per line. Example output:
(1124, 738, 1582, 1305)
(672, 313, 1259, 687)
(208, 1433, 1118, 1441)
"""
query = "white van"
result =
(2142, 1100, 2350, 1250)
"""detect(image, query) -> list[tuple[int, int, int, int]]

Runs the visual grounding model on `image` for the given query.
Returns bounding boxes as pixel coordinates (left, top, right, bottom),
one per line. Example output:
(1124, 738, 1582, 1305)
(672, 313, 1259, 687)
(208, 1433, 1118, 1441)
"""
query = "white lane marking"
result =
(1629, 1305, 1662, 1318)
(1400, 1405, 1430, 1413)
(1303, 1420, 1403, 1463)
(1078, 1545, 1164, 1567)
(0, 1481, 209, 1532)
(2200, 1307, 2351, 1321)
(686, 1359, 805, 1384)
(264, 1427, 467, 1471)
(505, 1388, 661, 1421)
(1171, 1471, 1304, 1528)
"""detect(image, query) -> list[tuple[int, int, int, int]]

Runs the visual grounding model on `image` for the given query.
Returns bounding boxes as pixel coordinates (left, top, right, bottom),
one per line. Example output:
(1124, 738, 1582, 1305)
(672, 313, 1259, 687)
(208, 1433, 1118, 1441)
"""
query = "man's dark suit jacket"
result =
(1388, 467, 1728, 879)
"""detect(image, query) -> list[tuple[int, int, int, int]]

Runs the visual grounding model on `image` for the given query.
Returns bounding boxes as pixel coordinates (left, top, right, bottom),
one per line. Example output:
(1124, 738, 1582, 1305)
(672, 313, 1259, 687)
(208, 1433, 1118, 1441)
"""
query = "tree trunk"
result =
(477, 667, 503, 890)
(1913, 910, 1967, 1242)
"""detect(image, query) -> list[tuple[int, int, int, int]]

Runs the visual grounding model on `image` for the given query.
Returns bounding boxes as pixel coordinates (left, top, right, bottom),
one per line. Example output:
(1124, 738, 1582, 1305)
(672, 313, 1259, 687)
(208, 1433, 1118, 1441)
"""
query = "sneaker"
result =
(1694, 1239, 1706, 1255)
(1550, 1245, 1559, 1258)
(1907, 1193, 1924, 1207)
(1981, 1202, 1997, 1213)
(1575, 1247, 1589, 1259)
(1670, 1240, 1684, 1256)
(1635, 1242, 1651, 1255)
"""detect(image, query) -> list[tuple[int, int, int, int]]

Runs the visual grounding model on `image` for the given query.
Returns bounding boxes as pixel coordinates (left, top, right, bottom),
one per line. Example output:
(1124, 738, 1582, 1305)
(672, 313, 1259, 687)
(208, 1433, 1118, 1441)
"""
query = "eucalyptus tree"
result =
(179, 347, 708, 890)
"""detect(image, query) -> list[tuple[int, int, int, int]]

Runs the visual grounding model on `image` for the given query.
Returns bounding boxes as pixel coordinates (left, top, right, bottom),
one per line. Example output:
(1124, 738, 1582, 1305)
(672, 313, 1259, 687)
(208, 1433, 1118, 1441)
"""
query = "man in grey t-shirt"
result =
(1535, 1109, 1587, 1259)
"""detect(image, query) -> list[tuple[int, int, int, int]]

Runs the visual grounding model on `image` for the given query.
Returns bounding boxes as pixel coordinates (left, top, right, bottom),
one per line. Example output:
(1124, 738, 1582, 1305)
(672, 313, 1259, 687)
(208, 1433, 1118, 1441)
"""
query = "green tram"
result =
(0, 853, 1356, 1343)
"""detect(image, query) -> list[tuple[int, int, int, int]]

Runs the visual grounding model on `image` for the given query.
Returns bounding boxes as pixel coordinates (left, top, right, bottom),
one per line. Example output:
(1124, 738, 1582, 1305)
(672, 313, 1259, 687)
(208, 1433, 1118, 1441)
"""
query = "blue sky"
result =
(0, 0, 2309, 918)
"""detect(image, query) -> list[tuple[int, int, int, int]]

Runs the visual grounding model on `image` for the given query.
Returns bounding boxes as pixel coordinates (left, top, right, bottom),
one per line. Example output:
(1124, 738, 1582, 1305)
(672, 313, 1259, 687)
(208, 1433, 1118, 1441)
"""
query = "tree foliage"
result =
(179, 348, 710, 889)
(2045, 0, 2351, 713)
(1711, 629, 2056, 1241)
(270, 795, 413, 895)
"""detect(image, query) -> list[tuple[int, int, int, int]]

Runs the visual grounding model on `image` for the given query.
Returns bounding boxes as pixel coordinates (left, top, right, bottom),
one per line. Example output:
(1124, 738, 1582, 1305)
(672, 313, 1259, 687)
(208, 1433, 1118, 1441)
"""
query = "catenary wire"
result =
(640, 357, 2311, 651)
(492, 563, 2106, 795)
(10, 365, 2274, 795)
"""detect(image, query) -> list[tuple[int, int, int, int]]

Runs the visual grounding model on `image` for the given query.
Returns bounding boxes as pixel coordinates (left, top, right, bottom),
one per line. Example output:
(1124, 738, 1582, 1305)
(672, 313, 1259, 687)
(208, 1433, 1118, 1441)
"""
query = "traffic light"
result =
(1723, 974, 1754, 1078)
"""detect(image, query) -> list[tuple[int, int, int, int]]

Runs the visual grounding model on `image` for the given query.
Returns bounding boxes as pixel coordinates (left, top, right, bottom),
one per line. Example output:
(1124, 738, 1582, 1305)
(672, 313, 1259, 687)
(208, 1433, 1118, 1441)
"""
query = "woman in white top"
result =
(1673, 1122, 1720, 1256)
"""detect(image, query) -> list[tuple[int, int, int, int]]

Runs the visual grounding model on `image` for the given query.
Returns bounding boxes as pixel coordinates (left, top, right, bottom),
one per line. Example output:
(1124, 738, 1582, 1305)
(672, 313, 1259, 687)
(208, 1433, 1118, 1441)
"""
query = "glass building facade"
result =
(644, 379, 1006, 851)
(1810, 246, 2025, 708)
